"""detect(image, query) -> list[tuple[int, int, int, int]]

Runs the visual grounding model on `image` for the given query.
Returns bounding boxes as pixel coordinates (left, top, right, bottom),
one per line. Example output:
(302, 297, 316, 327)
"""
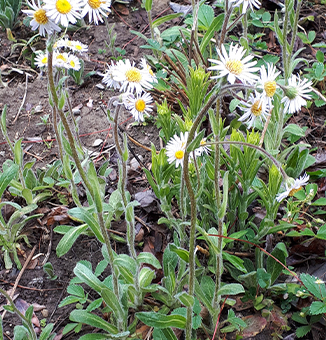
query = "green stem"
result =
(208, 140, 288, 180)
(282, 0, 290, 81)
(0, 288, 37, 340)
(212, 98, 223, 311)
(183, 92, 219, 340)
(47, 49, 122, 328)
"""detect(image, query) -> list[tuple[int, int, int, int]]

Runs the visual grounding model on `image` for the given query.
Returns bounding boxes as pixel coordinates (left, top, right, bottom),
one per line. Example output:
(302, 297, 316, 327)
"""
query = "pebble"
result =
(41, 309, 49, 318)
(130, 156, 143, 170)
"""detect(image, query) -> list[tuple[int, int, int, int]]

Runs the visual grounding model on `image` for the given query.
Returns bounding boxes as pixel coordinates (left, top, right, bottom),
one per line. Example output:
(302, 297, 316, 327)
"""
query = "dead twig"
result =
(13, 73, 30, 124)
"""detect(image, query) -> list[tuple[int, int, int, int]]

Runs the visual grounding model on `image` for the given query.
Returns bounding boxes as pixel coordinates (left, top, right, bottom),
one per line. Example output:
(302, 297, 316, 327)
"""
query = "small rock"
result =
(34, 104, 43, 113)
(41, 309, 49, 318)
(92, 139, 103, 147)
(130, 156, 143, 170)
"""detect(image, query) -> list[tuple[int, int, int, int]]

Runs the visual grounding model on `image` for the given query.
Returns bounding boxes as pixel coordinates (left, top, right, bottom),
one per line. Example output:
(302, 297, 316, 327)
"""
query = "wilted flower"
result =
(276, 174, 310, 202)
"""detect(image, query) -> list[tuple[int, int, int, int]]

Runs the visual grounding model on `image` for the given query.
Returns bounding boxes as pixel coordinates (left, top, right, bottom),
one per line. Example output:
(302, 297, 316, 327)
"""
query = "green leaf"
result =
(309, 301, 326, 315)
(218, 171, 229, 219)
(308, 30, 316, 43)
(169, 244, 189, 262)
(70, 310, 118, 334)
(296, 325, 311, 338)
(58, 295, 82, 307)
(186, 130, 205, 153)
(175, 291, 194, 307)
(68, 207, 104, 243)
(152, 328, 178, 340)
(300, 273, 323, 299)
(137, 252, 162, 269)
(217, 283, 245, 296)
(266, 242, 288, 285)
(311, 198, 326, 206)
(198, 4, 214, 30)
(283, 124, 305, 137)
(73, 262, 106, 293)
(200, 13, 224, 54)
(139, 267, 155, 287)
(39, 323, 54, 340)
(136, 312, 186, 329)
(0, 163, 18, 198)
(56, 224, 88, 257)
(101, 287, 125, 320)
(152, 13, 182, 28)
(14, 138, 23, 166)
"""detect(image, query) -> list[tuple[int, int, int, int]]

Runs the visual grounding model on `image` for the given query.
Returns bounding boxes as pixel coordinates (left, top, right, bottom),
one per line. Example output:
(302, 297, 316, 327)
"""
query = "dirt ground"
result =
(1, 0, 326, 339)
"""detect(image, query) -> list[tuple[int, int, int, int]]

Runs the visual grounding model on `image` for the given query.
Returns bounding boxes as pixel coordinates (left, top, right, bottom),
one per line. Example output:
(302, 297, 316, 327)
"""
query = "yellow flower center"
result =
(135, 99, 146, 112)
(88, 0, 102, 9)
(225, 60, 243, 75)
(264, 80, 277, 97)
(175, 150, 184, 160)
(56, 54, 67, 62)
(125, 68, 142, 83)
(75, 44, 82, 50)
(56, 0, 72, 14)
(34, 9, 48, 24)
(70, 60, 75, 68)
(41, 56, 48, 64)
(288, 187, 302, 197)
(251, 100, 263, 117)
(200, 139, 206, 146)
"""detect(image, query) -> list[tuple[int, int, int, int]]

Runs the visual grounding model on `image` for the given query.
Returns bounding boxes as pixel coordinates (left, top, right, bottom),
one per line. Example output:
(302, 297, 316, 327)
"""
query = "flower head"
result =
(238, 91, 270, 128)
(34, 51, 48, 68)
(166, 132, 189, 168)
(276, 174, 310, 202)
(66, 54, 81, 70)
(53, 51, 69, 68)
(257, 63, 280, 110)
(139, 58, 158, 84)
(125, 92, 153, 122)
(113, 59, 153, 94)
(208, 43, 259, 84)
(43, 0, 82, 27)
(280, 75, 312, 114)
(81, 0, 111, 25)
(22, 0, 61, 36)
(194, 137, 210, 157)
(229, 0, 261, 13)
(102, 61, 122, 90)
(315, 278, 324, 285)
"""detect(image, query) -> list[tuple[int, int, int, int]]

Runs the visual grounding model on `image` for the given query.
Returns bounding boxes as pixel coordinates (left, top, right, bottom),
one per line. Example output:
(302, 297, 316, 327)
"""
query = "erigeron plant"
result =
(7, 0, 325, 338)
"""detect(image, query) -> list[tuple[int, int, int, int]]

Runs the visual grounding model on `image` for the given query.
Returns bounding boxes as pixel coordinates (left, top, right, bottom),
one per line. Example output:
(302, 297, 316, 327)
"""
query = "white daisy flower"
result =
(276, 174, 309, 202)
(238, 91, 270, 128)
(139, 58, 158, 84)
(22, 0, 61, 36)
(55, 38, 74, 50)
(53, 51, 69, 68)
(113, 59, 153, 94)
(195, 137, 210, 157)
(102, 61, 121, 90)
(72, 40, 88, 53)
(66, 54, 81, 70)
(43, 0, 82, 27)
(229, 0, 261, 13)
(208, 43, 259, 84)
(34, 51, 48, 68)
(125, 92, 153, 122)
(166, 132, 189, 168)
(257, 63, 281, 110)
(81, 0, 111, 25)
(280, 75, 312, 114)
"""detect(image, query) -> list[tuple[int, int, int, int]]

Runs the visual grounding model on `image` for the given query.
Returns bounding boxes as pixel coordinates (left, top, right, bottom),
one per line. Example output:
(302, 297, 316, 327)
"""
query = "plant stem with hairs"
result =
(183, 92, 219, 340)
(212, 98, 223, 312)
(47, 47, 123, 330)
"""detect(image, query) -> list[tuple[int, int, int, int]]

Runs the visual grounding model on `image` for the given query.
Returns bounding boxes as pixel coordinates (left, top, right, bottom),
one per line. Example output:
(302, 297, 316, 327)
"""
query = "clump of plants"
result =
(1, 0, 326, 339)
